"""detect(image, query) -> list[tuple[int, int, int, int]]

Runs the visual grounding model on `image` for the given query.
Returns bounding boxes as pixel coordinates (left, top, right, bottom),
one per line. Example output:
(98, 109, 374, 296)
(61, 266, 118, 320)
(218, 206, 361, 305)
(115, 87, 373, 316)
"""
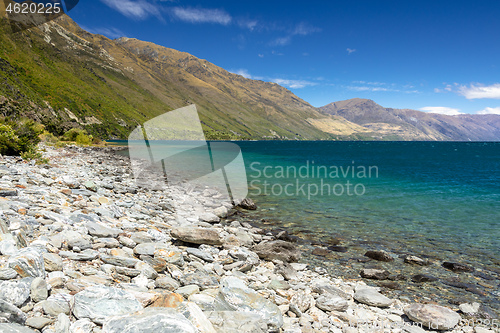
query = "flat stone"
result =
(73, 285, 143, 325)
(360, 268, 390, 280)
(459, 302, 481, 316)
(404, 303, 461, 330)
(130, 232, 155, 244)
(154, 248, 184, 266)
(102, 307, 197, 333)
(253, 240, 301, 263)
(181, 270, 218, 289)
(133, 242, 168, 256)
(25, 316, 53, 329)
(186, 248, 214, 262)
(69, 319, 95, 333)
(155, 276, 180, 290)
(86, 222, 121, 238)
(364, 250, 394, 262)
(0, 323, 37, 332)
(175, 285, 200, 298)
(43, 293, 73, 316)
(0, 299, 27, 324)
(61, 230, 92, 250)
(354, 287, 393, 307)
(0, 267, 18, 280)
(411, 274, 438, 283)
(59, 249, 99, 261)
(8, 247, 45, 278)
(30, 277, 48, 302)
(205, 311, 266, 332)
(0, 278, 32, 307)
(150, 292, 184, 308)
(0, 188, 18, 197)
(199, 212, 220, 223)
(54, 313, 71, 333)
(404, 255, 429, 266)
(170, 227, 223, 246)
(100, 254, 139, 268)
(177, 301, 217, 333)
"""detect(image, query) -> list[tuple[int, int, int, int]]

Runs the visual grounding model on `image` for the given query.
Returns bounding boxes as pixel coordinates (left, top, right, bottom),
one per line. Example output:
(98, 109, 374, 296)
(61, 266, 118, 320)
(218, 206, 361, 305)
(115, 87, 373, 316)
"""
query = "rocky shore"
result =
(0, 145, 497, 333)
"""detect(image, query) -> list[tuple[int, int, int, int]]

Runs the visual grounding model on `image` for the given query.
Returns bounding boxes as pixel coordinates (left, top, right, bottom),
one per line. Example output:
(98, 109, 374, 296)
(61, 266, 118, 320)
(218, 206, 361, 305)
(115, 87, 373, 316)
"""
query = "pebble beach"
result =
(0, 145, 497, 333)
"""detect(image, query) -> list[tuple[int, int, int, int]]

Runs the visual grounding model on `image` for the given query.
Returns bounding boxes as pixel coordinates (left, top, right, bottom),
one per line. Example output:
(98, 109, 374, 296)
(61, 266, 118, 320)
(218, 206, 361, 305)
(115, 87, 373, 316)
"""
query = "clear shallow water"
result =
(116, 140, 500, 309)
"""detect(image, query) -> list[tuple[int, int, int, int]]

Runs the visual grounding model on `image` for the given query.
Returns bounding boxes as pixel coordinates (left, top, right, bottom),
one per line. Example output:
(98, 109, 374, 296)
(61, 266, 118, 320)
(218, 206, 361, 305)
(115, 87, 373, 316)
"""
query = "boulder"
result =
(354, 287, 393, 307)
(238, 198, 257, 210)
(404, 303, 461, 330)
(364, 250, 394, 262)
(0, 278, 31, 307)
(8, 247, 45, 278)
(442, 262, 474, 273)
(360, 268, 390, 280)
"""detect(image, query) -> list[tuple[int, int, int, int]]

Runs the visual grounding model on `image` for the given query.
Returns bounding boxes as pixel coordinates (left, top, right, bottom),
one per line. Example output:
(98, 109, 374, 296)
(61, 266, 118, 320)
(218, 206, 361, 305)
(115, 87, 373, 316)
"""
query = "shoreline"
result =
(0, 144, 496, 332)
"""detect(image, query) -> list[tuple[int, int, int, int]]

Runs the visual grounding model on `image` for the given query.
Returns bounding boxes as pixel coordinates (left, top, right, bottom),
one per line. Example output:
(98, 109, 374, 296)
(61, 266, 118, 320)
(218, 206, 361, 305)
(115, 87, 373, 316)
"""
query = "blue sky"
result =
(68, 0, 500, 115)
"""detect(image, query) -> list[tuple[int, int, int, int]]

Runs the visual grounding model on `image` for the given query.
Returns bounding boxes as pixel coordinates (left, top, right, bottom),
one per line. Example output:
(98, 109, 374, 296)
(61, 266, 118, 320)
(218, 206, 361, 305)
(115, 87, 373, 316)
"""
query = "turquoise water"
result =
(236, 141, 499, 261)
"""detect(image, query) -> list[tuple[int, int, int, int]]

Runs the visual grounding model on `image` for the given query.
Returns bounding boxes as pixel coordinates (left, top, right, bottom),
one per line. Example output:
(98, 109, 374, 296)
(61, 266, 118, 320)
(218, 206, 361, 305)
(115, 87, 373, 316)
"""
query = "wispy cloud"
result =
(82, 26, 126, 39)
(170, 7, 232, 25)
(270, 22, 321, 46)
(420, 106, 463, 116)
(476, 107, 500, 115)
(458, 83, 500, 99)
(230, 69, 316, 89)
(347, 48, 356, 54)
(347, 81, 420, 93)
(272, 78, 317, 89)
(100, 0, 162, 20)
(348, 86, 389, 92)
(237, 19, 258, 31)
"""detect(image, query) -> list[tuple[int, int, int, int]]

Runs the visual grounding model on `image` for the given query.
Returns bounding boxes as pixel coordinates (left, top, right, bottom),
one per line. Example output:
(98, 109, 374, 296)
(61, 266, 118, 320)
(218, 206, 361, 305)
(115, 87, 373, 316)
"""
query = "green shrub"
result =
(0, 119, 44, 157)
(75, 132, 92, 145)
(40, 131, 59, 144)
(0, 123, 20, 155)
(61, 128, 86, 141)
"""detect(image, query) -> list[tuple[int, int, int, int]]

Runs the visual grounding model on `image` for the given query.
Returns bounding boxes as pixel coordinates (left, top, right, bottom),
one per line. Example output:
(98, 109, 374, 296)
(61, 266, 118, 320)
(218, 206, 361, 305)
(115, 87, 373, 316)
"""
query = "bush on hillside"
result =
(0, 118, 44, 157)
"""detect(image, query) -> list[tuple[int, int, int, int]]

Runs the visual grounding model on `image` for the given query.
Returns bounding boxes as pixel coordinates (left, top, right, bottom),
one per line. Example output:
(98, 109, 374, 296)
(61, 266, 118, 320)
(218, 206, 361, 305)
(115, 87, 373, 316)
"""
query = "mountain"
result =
(0, 15, 364, 140)
(320, 98, 500, 141)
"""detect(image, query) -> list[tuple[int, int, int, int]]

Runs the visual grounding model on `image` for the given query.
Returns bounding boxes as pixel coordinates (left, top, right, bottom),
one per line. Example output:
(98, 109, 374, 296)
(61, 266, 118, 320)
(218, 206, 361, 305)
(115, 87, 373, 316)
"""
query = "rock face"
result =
(404, 303, 461, 330)
(102, 307, 198, 333)
(218, 277, 283, 330)
(73, 285, 143, 324)
(253, 241, 301, 262)
(364, 250, 394, 262)
(170, 227, 223, 246)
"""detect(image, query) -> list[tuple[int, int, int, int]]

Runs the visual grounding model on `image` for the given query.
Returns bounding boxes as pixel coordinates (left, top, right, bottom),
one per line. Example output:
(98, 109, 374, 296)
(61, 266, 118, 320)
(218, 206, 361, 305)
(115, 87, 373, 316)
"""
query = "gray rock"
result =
(0, 323, 37, 332)
(8, 247, 45, 278)
(154, 248, 184, 266)
(404, 303, 461, 330)
(86, 222, 121, 238)
(134, 262, 158, 279)
(43, 253, 63, 272)
(175, 285, 200, 298)
(0, 239, 18, 256)
(100, 254, 139, 268)
(459, 302, 481, 316)
(218, 277, 283, 330)
(115, 266, 141, 277)
(253, 241, 301, 262)
(177, 301, 217, 333)
(188, 293, 233, 312)
(59, 249, 99, 261)
(69, 319, 95, 333)
(442, 262, 474, 273)
(30, 277, 48, 302)
(360, 268, 390, 280)
(181, 270, 219, 290)
(25, 316, 53, 329)
(186, 248, 214, 262)
(130, 232, 155, 244)
(155, 276, 180, 290)
(43, 293, 73, 316)
(170, 227, 223, 246)
(199, 212, 220, 223)
(133, 242, 168, 256)
(0, 299, 27, 324)
(54, 313, 71, 333)
(0, 188, 18, 197)
(267, 279, 290, 291)
(102, 307, 197, 333)
(354, 288, 393, 307)
(73, 285, 143, 325)
(238, 198, 257, 210)
(315, 294, 349, 312)
(205, 311, 266, 332)
(404, 255, 429, 266)
(290, 292, 314, 313)
(0, 267, 18, 280)
(228, 247, 259, 265)
(61, 230, 92, 250)
(0, 278, 32, 307)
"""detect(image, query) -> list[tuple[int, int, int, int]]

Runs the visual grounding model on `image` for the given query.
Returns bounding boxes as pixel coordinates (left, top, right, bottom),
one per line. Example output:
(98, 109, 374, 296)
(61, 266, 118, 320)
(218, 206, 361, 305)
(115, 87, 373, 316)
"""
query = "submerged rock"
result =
(442, 262, 474, 273)
(360, 268, 390, 280)
(364, 250, 394, 262)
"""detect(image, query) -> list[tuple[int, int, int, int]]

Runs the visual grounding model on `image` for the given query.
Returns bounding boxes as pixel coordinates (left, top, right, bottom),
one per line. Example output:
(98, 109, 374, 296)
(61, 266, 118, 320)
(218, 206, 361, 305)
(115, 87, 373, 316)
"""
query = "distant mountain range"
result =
(1, 15, 499, 141)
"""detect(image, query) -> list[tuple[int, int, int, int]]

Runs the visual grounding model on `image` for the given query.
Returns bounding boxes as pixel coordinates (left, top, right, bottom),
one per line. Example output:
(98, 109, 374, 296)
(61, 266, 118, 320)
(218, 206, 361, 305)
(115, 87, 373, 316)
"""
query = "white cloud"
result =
(270, 22, 320, 46)
(232, 69, 253, 79)
(100, 0, 161, 20)
(258, 54, 264, 58)
(83, 26, 126, 39)
(347, 48, 356, 54)
(458, 83, 500, 99)
(270, 36, 292, 46)
(272, 78, 317, 89)
(238, 19, 258, 31)
(477, 107, 500, 115)
(420, 107, 463, 116)
(348, 86, 389, 92)
(171, 7, 232, 25)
